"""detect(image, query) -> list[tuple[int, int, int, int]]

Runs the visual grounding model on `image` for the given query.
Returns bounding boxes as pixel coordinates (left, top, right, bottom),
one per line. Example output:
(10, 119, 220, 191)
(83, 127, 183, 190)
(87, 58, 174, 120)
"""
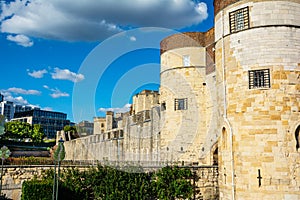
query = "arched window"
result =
(295, 126, 300, 151)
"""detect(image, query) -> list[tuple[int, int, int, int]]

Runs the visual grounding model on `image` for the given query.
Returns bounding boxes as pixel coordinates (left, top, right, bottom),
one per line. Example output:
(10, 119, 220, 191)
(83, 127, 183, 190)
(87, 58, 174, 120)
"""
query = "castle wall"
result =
(64, 106, 161, 165)
(159, 32, 216, 164)
(215, 0, 300, 199)
(132, 90, 159, 114)
(93, 117, 106, 134)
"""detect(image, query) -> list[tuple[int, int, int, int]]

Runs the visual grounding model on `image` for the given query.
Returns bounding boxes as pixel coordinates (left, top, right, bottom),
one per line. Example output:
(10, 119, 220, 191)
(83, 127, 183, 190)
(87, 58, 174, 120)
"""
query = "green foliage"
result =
(4, 121, 31, 139)
(31, 124, 44, 143)
(53, 142, 65, 162)
(63, 125, 79, 139)
(63, 125, 77, 133)
(4, 121, 44, 143)
(21, 165, 193, 200)
(153, 166, 193, 200)
(21, 178, 52, 200)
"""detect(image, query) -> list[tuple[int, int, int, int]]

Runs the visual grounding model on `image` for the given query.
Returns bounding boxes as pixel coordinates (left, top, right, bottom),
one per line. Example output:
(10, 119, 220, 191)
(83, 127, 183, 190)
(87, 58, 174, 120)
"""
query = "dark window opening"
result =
(174, 98, 188, 110)
(249, 69, 270, 89)
(229, 7, 250, 33)
(161, 102, 166, 111)
(213, 148, 218, 166)
(296, 126, 300, 150)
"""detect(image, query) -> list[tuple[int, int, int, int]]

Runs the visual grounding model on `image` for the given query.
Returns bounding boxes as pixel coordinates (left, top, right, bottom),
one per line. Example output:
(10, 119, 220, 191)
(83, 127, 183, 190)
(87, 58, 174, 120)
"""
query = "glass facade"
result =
(14, 109, 70, 138)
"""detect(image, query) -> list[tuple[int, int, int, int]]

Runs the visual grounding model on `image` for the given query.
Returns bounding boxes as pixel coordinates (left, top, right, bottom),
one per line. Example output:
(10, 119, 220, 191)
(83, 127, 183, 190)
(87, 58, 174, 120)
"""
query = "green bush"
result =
(21, 165, 193, 200)
(21, 179, 52, 200)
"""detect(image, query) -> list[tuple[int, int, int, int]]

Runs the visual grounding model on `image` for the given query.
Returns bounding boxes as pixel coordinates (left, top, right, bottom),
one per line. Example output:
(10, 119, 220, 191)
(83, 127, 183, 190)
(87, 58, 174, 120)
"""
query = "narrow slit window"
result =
(161, 102, 166, 111)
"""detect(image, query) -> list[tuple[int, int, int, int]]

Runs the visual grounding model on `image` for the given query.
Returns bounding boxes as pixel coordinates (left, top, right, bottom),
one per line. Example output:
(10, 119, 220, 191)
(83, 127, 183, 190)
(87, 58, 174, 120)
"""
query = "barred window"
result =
(229, 7, 249, 33)
(248, 69, 270, 89)
(175, 98, 188, 110)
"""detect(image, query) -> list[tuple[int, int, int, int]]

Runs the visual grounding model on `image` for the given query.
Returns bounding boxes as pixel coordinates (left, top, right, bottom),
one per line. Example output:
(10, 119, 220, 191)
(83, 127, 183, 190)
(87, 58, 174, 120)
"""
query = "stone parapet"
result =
(160, 30, 214, 55)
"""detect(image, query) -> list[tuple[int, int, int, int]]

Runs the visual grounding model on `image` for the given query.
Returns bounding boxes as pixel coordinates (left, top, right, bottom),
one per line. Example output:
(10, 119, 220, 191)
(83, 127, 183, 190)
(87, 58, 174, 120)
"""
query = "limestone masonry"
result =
(62, 0, 300, 199)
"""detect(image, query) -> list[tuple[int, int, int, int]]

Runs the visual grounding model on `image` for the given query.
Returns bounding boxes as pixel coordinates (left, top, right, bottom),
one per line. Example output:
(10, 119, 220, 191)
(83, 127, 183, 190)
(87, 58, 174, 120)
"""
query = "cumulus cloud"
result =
(0, 0, 208, 42)
(5, 87, 41, 95)
(27, 69, 48, 78)
(98, 103, 131, 113)
(5, 95, 29, 105)
(6, 34, 33, 47)
(43, 85, 69, 98)
(51, 67, 84, 83)
(0, 87, 42, 106)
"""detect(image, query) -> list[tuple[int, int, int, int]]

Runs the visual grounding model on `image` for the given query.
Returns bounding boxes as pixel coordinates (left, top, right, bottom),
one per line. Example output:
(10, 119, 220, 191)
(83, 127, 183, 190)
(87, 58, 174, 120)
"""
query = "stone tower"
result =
(214, 0, 300, 199)
(159, 31, 218, 164)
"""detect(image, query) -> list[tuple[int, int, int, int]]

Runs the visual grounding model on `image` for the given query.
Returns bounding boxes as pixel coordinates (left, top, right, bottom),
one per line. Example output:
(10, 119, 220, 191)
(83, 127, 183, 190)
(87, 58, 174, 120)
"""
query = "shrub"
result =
(21, 179, 52, 200)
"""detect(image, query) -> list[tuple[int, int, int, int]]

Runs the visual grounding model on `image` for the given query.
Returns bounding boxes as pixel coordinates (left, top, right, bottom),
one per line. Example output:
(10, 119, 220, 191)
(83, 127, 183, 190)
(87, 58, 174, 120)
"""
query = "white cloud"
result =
(129, 36, 136, 41)
(0, 0, 208, 41)
(6, 34, 33, 47)
(98, 104, 131, 113)
(50, 91, 69, 98)
(51, 67, 84, 83)
(27, 69, 48, 78)
(5, 95, 29, 105)
(6, 87, 41, 95)
(0, 87, 41, 106)
(42, 107, 53, 111)
(43, 85, 69, 98)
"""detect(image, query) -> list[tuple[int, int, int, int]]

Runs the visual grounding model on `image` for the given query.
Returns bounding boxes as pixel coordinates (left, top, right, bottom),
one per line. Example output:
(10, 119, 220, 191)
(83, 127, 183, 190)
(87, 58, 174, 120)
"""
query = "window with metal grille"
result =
(174, 98, 188, 110)
(248, 69, 270, 89)
(229, 7, 249, 33)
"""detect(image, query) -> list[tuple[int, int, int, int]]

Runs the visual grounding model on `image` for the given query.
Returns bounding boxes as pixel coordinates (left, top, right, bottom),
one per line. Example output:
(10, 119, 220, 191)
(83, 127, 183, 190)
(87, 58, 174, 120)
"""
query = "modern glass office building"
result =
(13, 109, 70, 138)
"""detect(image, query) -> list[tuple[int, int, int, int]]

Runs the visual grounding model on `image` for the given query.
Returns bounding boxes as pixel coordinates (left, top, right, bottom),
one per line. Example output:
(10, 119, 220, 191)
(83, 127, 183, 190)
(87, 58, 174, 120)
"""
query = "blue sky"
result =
(0, 0, 214, 122)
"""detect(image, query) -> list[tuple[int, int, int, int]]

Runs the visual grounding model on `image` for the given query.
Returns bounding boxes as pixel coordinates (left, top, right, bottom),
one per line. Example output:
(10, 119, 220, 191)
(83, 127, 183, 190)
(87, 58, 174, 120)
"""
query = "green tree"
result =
(30, 124, 44, 143)
(63, 125, 79, 139)
(4, 121, 44, 143)
(4, 121, 31, 139)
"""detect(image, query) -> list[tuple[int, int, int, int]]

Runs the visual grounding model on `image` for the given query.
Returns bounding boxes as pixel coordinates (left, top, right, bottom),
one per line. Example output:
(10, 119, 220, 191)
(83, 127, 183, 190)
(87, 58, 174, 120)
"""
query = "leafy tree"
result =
(30, 124, 44, 143)
(63, 125, 77, 133)
(4, 121, 44, 143)
(4, 121, 31, 139)
(63, 125, 79, 139)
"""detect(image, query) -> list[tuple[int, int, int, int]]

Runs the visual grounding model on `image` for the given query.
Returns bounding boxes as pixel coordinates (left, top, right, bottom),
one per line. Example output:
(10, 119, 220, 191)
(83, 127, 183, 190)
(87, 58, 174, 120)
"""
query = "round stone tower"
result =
(214, 0, 300, 199)
(159, 31, 216, 164)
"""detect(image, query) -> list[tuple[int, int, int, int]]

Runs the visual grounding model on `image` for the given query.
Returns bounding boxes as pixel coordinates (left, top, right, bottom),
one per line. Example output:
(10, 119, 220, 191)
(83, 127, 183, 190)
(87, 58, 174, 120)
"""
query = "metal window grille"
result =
(174, 98, 188, 110)
(229, 7, 249, 33)
(248, 69, 270, 89)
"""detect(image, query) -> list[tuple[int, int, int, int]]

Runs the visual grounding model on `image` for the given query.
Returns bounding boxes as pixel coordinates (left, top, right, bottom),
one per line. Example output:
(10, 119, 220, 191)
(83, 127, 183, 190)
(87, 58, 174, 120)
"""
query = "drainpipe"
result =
(221, 10, 236, 200)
